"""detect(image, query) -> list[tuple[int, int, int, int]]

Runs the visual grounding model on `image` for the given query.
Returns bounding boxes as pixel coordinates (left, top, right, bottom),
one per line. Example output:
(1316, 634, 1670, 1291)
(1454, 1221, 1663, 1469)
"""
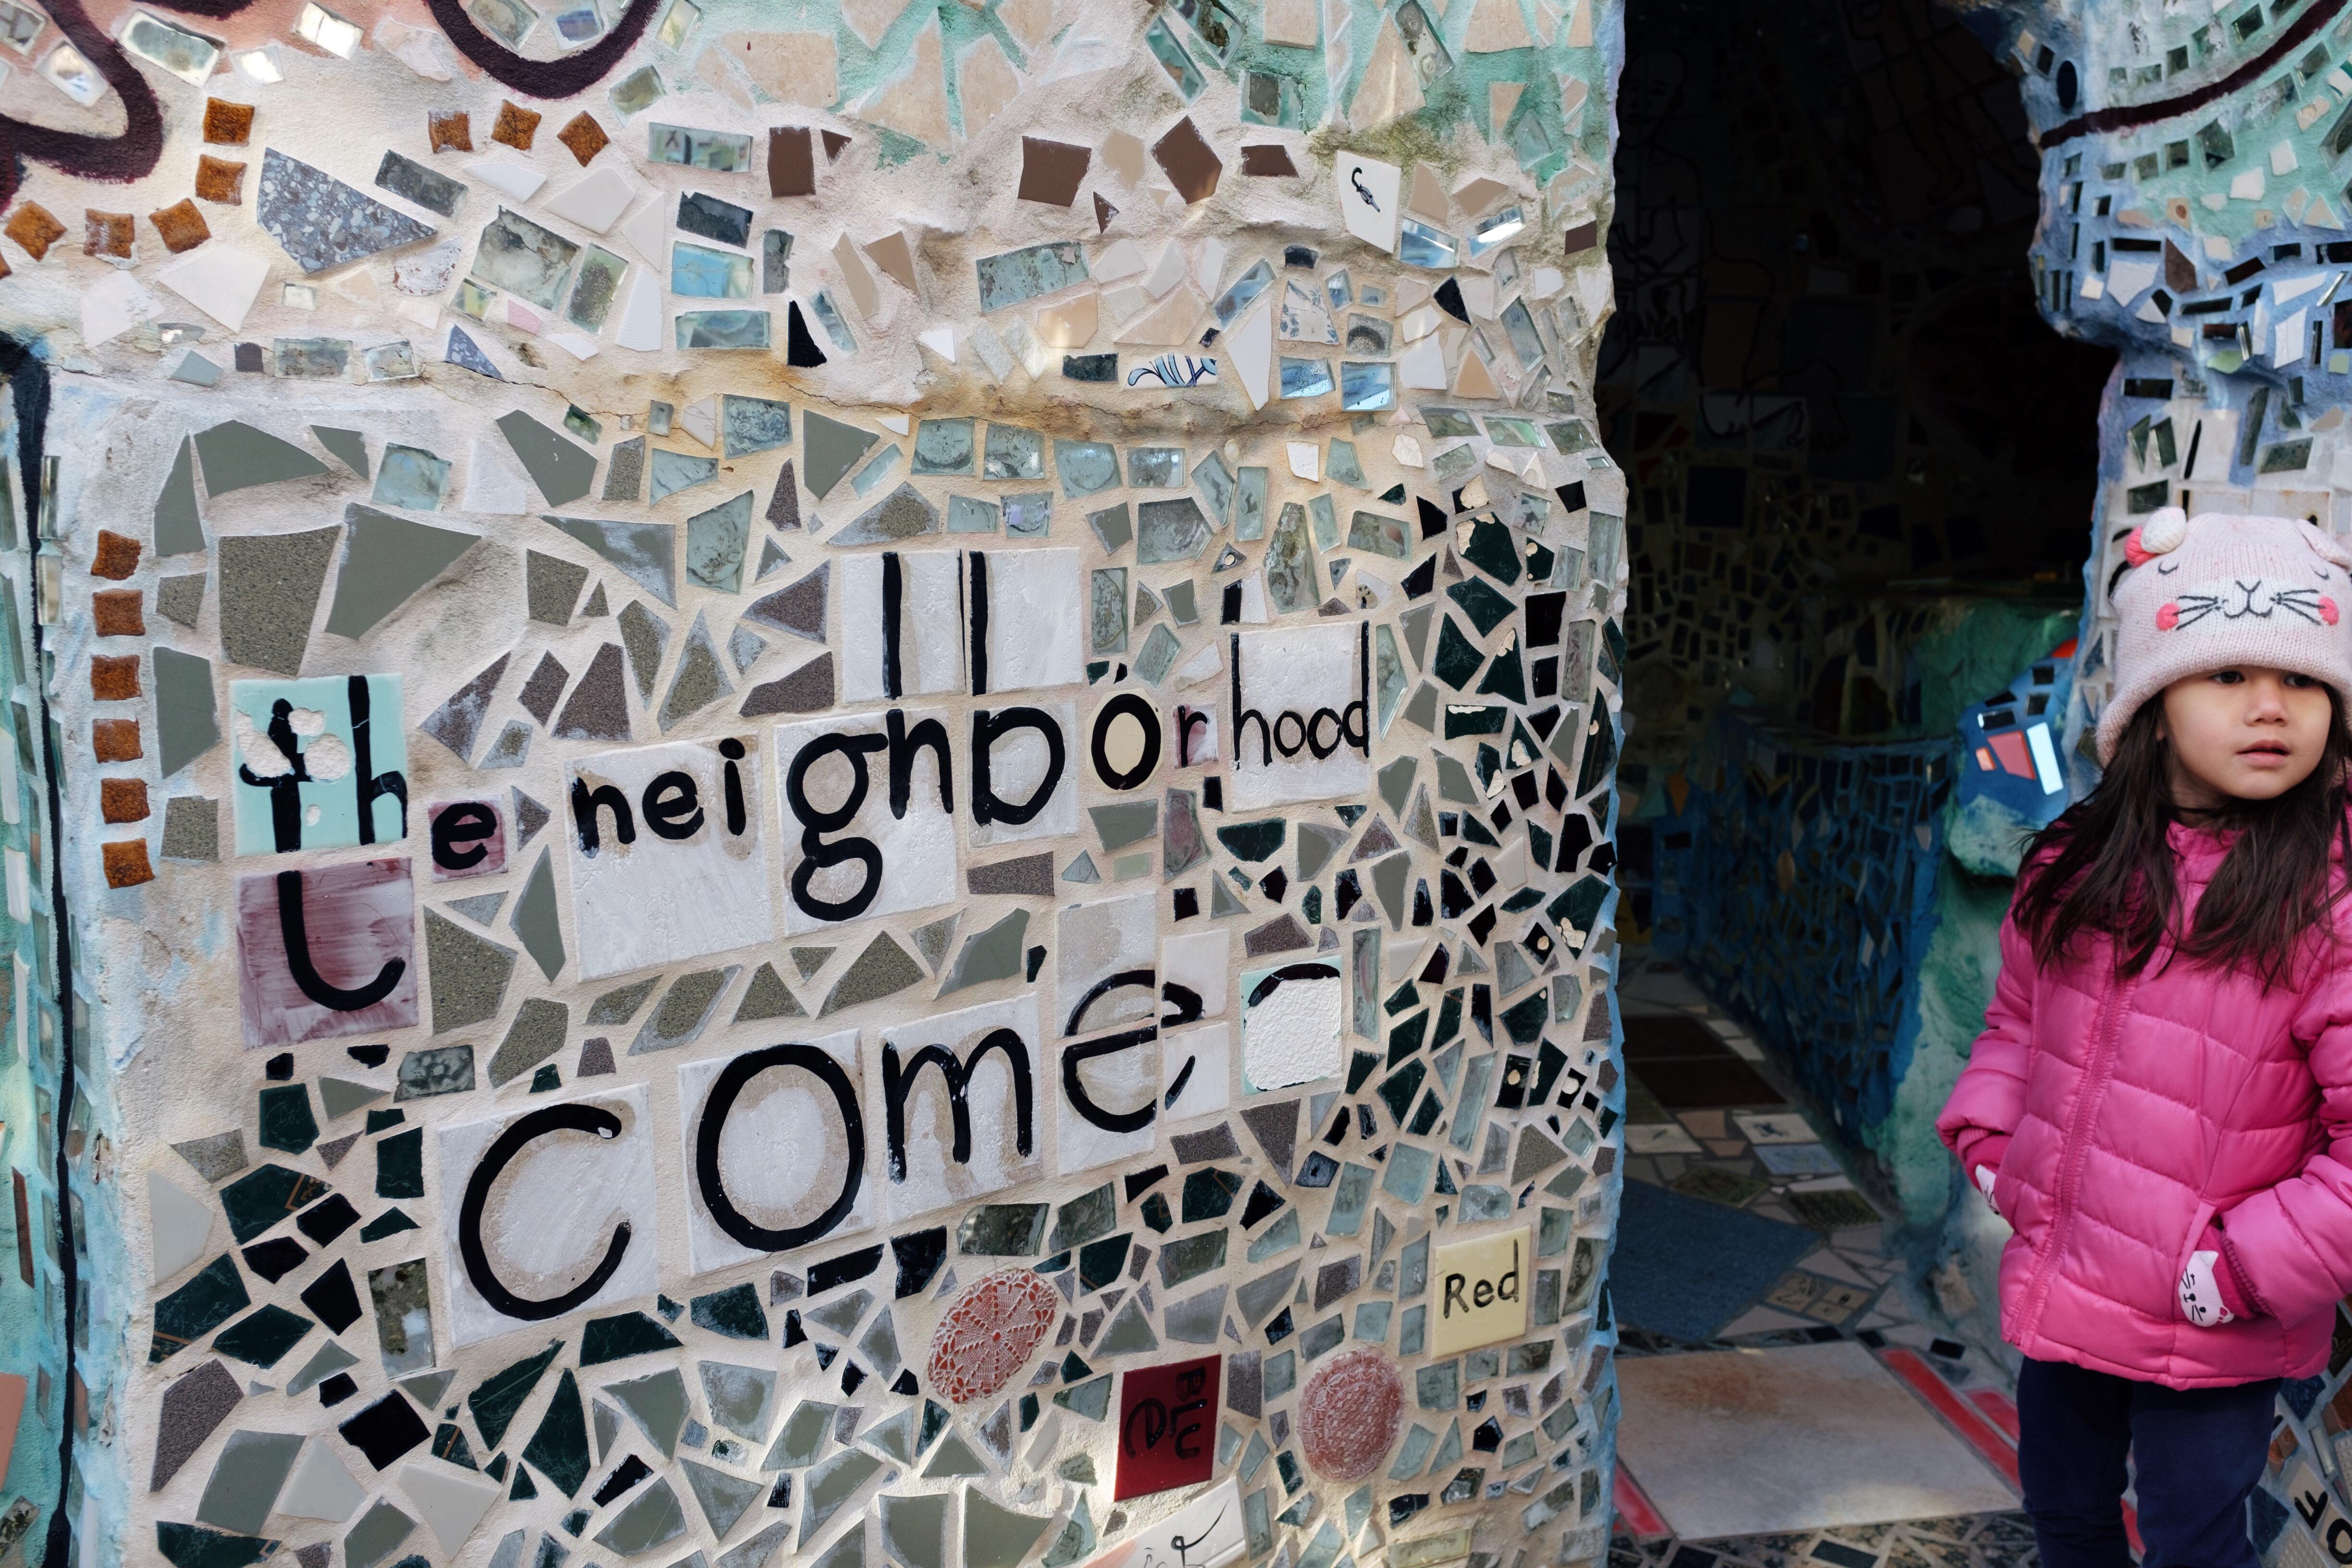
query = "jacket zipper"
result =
(2016, 961, 2143, 1345)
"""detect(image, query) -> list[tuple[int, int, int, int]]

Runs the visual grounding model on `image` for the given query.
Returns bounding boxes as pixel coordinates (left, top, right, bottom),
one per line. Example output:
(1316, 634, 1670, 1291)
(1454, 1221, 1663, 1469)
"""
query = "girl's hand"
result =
(1974, 1164, 2000, 1219)
(2179, 1250, 2237, 1328)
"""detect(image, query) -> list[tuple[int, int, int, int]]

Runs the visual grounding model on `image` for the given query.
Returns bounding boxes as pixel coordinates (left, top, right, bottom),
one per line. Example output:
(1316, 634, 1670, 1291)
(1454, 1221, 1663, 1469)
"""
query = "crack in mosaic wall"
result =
(0, 0, 1632, 1564)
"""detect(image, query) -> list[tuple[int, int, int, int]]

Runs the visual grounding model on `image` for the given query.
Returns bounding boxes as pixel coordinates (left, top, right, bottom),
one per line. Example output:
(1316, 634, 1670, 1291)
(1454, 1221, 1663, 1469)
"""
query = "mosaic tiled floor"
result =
(1608, 957, 2035, 1561)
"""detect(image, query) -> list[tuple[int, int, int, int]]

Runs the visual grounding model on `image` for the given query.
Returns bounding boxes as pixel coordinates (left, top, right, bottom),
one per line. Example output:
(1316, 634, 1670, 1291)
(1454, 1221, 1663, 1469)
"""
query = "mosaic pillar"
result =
(1977, 2, 2352, 1555)
(0, 0, 1632, 1563)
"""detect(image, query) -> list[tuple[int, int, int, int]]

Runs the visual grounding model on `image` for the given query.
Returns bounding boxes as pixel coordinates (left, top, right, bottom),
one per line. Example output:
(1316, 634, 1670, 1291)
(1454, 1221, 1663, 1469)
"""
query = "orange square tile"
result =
(148, 199, 209, 254)
(92, 590, 143, 637)
(101, 840, 153, 888)
(89, 655, 139, 702)
(194, 156, 245, 205)
(90, 529, 140, 580)
(427, 109, 471, 152)
(100, 778, 148, 824)
(83, 210, 132, 259)
(557, 111, 608, 165)
(491, 99, 540, 150)
(202, 98, 252, 145)
(91, 720, 140, 763)
(5, 203, 64, 262)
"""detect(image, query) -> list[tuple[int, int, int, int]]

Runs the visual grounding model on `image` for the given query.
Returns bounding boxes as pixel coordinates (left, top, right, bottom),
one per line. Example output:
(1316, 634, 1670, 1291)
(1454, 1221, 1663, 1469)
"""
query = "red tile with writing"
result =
(1115, 1354, 1219, 1500)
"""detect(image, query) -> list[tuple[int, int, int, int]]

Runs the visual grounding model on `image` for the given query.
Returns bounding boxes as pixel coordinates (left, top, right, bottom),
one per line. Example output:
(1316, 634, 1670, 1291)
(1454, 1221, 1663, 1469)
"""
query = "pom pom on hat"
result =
(2123, 505, 2187, 568)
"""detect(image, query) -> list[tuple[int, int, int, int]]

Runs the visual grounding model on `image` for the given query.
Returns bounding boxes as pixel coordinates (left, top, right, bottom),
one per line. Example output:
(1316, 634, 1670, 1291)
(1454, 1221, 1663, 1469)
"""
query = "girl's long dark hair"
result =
(2012, 688, 2352, 985)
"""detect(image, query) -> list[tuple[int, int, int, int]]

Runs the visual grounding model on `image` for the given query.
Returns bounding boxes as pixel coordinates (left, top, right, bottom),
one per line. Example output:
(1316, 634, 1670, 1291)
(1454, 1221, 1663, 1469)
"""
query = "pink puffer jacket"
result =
(1938, 819, 2352, 1388)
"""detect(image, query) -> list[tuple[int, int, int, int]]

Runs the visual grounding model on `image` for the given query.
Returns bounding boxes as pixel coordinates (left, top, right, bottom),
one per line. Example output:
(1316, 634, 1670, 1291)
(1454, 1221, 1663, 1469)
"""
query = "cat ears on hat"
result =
(2106, 505, 2352, 600)
(2107, 505, 2187, 600)
(2120, 506, 2188, 570)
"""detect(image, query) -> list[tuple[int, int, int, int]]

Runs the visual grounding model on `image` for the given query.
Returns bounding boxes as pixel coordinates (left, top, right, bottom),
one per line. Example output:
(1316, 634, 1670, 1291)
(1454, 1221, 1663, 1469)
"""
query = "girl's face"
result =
(2157, 666, 2334, 810)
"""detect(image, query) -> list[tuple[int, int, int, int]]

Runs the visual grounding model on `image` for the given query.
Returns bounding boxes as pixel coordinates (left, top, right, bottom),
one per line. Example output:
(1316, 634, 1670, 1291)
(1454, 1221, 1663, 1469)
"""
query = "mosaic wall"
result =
(0, 0, 1633, 1563)
(0, 383, 77, 1568)
(1973, 0, 2352, 1551)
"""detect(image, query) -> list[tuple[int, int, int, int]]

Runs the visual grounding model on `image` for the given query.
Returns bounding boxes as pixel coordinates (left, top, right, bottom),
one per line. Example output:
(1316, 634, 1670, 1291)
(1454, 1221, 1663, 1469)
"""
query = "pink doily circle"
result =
(1298, 1346, 1404, 1481)
(926, 1268, 1060, 1404)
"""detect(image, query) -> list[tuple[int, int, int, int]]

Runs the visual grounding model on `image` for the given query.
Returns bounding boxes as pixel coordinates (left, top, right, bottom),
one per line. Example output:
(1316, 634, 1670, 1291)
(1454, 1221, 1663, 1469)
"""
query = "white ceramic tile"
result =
(1616, 1343, 2016, 1539)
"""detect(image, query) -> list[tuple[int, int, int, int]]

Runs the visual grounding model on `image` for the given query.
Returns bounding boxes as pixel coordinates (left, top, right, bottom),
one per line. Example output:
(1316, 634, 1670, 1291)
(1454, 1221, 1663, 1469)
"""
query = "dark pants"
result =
(2016, 1356, 2278, 1568)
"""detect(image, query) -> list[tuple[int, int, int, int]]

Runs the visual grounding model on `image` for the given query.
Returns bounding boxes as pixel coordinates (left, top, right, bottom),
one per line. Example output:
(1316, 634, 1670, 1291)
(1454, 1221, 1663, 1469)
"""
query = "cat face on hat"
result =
(2093, 506, 2352, 764)
(2119, 505, 2345, 634)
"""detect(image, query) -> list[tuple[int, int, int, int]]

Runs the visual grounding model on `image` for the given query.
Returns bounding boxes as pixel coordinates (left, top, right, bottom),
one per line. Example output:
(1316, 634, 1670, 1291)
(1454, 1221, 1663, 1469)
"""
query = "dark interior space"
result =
(1599, 0, 2115, 1549)
(1597, 0, 2115, 1152)
(1601, 0, 2111, 775)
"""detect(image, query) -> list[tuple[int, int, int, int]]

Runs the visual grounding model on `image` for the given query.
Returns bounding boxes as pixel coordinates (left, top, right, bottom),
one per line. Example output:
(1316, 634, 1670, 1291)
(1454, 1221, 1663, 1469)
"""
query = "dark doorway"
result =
(1599, 0, 2108, 1554)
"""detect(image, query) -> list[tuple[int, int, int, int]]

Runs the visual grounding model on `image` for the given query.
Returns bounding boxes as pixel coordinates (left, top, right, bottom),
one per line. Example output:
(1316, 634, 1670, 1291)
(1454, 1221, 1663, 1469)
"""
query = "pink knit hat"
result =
(2097, 506, 2352, 763)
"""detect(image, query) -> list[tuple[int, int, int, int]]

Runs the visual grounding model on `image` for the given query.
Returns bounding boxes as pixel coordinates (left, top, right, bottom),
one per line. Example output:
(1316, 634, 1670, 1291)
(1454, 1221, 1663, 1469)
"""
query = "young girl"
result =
(1940, 506, 2352, 1568)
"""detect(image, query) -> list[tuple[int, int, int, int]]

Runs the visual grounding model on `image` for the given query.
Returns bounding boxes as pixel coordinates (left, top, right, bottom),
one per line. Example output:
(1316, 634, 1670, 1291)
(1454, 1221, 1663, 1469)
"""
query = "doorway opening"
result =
(1595, 0, 2111, 1554)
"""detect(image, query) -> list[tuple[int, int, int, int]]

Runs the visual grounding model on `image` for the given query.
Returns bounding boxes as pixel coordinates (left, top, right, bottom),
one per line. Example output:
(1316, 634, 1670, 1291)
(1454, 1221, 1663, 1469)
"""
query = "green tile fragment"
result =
(154, 648, 220, 778)
(521, 1368, 591, 1496)
(497, 411, 597, 506)
(938, 909, 1029, 997)
(469, 1341, 561, 1449)
(881, 1491, 948, 1568)
(195, 1430, 302, 1534)
(691, 1282, 770, 1340)
(686, 491, 754, 594)
(342, 1499, 414, 1568)
(257, 1085, 317, 1153)
(486, 996, 568, 1088)
(194, 420, 331, 497)
(921, 1432, 987, 1478)
(762, 1400, 837, 1470)
(547, 514, 679, 608)
(1051, 1374, 1112, 1420)
(798, 1450, 883, 1545)
(1094, 1299, 1158, 1356)
(821, 932, 924, 1016)
(658, 612, 734, 729)
(595, 1478, 688, 1555)
(683, 1457, 763, 1536)
(957, 1203, 1047, 1256)
(581, 1310, 681, 1364)
(964, 1486, 1053, 1568)
(699, 1360, 775, 1440)
(220, 1163, 328, 1243)
(609, 1367, 688, 1458)
(157, 1524, 278, 1568)
(508, 847, 565, 982)
(423, 910, 517, 1033)
(312, 426, 368, 477)
(156, 436, 207, 556)
(212, 1303, 313, 1366)
(217, 526, 339, 676)
(802, 412, 879, 499)
(734, 961, 806, 1021)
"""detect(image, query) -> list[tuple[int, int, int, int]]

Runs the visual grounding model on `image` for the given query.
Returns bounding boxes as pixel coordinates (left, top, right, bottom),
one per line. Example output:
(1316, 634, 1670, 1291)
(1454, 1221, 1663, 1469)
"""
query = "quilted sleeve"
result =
(2214, 964, 2352, 1325)
(1936, 897, 2037, 1169)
